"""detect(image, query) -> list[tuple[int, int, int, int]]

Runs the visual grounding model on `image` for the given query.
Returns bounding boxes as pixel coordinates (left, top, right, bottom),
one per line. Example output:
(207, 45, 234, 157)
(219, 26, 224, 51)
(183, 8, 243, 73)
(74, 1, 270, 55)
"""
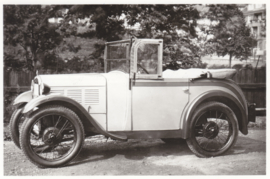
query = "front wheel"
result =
(20, 105, 84, 168)
(186, 102, 238, 157)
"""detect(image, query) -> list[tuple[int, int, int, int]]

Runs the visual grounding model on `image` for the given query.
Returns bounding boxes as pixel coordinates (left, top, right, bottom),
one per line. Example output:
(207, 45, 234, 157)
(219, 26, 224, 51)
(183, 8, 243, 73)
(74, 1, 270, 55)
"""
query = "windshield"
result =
(105, 41, 130, 73)
(137, 44, 158, 74)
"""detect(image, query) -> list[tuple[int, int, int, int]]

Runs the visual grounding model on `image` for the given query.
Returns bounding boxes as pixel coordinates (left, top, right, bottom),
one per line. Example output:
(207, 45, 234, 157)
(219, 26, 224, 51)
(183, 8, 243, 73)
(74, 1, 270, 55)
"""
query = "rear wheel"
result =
(186, 102, 238, 157)
(20, 105, 84, 168)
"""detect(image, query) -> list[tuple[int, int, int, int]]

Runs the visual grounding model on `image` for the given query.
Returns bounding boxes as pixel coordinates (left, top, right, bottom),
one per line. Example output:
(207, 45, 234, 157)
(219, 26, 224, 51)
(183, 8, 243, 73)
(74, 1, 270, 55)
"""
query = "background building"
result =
(241, 4, 266, 61)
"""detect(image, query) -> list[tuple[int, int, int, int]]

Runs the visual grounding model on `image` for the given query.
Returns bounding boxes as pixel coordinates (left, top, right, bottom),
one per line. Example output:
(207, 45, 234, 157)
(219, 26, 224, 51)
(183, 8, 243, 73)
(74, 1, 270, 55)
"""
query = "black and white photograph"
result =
(2, 1, 267, 175)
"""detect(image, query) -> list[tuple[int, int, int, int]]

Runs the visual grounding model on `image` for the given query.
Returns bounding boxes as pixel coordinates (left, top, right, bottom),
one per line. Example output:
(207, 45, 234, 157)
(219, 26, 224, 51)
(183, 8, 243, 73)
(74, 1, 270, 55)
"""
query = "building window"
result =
(255, 4, 263, 9)
(253, 27, 258, 37)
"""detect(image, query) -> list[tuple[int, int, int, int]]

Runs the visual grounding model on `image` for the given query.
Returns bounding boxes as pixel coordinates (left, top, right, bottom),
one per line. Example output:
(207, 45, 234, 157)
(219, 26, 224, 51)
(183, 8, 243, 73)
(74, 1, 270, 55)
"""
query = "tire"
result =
(20, 105, 85, 168)
(186, 102, 238, 157)
(161, 138, 186, 145)
(9, 107, 25, 149)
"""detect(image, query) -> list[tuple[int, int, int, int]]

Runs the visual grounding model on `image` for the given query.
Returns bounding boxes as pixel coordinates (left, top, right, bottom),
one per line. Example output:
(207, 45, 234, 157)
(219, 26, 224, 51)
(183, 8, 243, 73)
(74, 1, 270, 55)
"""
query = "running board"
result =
(105, 132, 127, 141)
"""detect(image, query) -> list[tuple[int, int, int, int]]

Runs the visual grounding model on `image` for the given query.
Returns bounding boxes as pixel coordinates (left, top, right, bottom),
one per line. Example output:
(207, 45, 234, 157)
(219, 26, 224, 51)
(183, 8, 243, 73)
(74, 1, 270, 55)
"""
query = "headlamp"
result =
(31, 76, 50, 98)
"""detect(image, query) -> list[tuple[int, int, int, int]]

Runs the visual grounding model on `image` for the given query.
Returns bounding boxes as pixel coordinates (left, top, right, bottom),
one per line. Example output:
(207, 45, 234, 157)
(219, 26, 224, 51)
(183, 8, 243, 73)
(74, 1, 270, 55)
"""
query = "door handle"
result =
(182, 87, 189, 92)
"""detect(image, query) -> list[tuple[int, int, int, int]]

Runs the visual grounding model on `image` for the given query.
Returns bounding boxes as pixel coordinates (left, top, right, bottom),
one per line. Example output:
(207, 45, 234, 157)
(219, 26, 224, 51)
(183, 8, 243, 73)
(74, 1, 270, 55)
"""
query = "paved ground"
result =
(3, 117, 266, 175)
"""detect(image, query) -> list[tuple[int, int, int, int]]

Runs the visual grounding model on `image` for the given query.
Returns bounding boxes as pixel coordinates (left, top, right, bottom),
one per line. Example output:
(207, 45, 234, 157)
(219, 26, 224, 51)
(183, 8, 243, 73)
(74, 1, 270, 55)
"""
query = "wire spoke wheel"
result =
(194, 110, 231, 152)
(20, 106, 84, 168)
(28, 115, 76, 161)
(187, 102, 238, 157)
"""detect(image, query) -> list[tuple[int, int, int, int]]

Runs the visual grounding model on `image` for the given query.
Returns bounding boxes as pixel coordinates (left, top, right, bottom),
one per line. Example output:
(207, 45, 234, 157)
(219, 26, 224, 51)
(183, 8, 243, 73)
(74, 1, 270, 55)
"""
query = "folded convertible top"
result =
(163, 68, 237, 79)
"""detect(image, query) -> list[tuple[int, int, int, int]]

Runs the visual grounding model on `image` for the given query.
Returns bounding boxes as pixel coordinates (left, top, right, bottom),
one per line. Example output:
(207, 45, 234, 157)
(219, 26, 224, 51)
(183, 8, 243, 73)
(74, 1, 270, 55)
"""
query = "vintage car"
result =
(10, 38, 256, 168)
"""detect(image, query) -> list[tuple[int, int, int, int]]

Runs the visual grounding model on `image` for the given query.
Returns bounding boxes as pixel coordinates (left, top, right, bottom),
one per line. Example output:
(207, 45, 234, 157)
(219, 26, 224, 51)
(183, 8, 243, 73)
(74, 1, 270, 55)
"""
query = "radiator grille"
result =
(67, 89, 82, 103)
(85, 89, 99, 105)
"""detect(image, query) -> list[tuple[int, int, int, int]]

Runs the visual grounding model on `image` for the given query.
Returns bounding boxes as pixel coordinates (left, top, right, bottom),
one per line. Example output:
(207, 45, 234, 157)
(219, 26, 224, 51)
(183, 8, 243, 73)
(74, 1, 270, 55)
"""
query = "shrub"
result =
(4, 88, 19, 123)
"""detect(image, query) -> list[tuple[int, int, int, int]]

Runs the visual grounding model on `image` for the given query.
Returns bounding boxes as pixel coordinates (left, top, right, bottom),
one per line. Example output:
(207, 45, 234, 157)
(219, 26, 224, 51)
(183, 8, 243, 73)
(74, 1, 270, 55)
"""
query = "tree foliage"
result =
(202, 5, 257, 67)
(60, 5, 204, 69)
(125, 5, 199, 40)
(4, 5, 64, 71)
(4, 4, 257, 72)
(60, 5, 127, 41)
(126, 5, 205, 69)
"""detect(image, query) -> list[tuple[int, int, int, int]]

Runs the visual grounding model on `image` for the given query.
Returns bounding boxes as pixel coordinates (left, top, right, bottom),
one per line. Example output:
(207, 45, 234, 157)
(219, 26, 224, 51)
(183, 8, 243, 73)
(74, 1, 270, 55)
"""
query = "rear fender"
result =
(182, 90, 248, 139)
(22, 94, 127, 141)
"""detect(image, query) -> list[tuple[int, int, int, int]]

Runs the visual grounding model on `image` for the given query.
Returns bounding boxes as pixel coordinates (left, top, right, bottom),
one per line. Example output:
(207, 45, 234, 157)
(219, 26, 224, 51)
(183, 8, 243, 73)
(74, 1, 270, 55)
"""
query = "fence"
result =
(4, 70, 35, 92)
(232, 67, 266, 108)
(4, 67, 266, 108)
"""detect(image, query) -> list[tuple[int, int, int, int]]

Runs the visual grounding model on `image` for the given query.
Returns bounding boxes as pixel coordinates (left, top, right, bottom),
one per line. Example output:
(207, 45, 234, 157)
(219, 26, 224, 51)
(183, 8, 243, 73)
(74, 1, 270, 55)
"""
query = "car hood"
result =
(39, 73, 107, 87)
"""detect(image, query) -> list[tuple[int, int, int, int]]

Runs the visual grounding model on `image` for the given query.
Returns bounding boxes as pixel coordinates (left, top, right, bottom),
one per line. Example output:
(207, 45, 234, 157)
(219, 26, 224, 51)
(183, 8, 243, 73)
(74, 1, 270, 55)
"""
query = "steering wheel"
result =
(137, 64, 149, 74)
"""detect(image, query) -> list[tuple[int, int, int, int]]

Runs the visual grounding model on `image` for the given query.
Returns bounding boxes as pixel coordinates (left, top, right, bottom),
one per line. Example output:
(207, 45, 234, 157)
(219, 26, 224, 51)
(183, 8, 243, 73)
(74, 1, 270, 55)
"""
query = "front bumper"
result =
(248, 103, 256, 123)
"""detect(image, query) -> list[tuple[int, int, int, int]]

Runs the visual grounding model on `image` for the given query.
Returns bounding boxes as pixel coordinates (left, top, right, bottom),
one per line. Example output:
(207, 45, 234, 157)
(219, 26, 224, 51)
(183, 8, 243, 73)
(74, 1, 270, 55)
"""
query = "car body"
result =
(11, 38, 256, 168)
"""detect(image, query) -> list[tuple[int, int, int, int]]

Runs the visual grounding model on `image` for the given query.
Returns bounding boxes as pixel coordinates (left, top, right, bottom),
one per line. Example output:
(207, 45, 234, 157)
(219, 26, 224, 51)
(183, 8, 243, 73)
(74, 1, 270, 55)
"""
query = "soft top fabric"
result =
(163, 68, 236, 79)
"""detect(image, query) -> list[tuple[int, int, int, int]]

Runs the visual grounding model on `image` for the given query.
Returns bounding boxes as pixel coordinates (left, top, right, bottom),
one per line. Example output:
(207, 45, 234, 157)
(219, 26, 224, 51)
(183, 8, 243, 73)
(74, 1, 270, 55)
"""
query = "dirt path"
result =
(4, 129, 266, 175)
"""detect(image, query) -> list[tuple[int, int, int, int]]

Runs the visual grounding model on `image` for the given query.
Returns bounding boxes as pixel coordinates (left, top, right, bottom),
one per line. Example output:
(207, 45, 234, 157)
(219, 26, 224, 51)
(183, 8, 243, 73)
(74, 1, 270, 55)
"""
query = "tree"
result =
(124, 5, 199, 41)
(61, 5, 203, 69)
(125, 5, 205, 69)
(163, 37, 207, 70)
(203, 5, 257, 67)
(61, 5, 128, 41)
(4, 5, 64, 71)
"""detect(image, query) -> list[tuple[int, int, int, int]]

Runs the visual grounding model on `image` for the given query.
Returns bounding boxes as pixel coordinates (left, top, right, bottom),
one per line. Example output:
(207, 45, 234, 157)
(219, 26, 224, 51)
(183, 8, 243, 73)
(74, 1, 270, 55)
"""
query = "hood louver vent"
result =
(51, 88, 101, 107)
(50, 89, 64, 94)
(67, 89, 82, 103)
(85, 89, 99, 105)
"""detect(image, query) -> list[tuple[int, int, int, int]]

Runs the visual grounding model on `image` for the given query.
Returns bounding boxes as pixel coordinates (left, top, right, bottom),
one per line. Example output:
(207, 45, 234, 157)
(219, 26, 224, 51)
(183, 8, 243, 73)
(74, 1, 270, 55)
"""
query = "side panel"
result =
(102, 72, 131, 131)
(132, 79, 189, 131)
(90, 114, 107, 130)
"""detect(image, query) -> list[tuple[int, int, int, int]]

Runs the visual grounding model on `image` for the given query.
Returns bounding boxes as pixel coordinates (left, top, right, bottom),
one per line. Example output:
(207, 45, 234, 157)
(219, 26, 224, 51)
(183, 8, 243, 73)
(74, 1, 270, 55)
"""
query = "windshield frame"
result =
(104, 39, 131, 73)
(104, 38, 163, 79)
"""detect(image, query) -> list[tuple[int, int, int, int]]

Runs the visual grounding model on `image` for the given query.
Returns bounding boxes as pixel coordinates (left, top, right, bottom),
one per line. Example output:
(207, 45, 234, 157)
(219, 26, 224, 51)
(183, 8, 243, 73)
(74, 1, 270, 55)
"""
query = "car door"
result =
(130, 39, 189, 131)
(132, 79, 189, 131)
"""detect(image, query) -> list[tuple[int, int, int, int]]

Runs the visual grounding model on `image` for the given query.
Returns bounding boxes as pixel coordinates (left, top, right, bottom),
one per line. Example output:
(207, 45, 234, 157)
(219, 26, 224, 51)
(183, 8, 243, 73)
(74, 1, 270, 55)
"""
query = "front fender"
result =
(182, 90, 248, 138)
(13, 90, 32, 105)
(22, 94, 63, 113)
(22, 94, 127, 141)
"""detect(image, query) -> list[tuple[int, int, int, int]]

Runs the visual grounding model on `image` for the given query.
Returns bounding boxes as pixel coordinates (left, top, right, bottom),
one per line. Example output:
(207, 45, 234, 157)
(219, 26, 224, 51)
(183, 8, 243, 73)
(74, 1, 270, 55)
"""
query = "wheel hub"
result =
(43, 127, 62, 145)
(203, 121, 219, 139)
